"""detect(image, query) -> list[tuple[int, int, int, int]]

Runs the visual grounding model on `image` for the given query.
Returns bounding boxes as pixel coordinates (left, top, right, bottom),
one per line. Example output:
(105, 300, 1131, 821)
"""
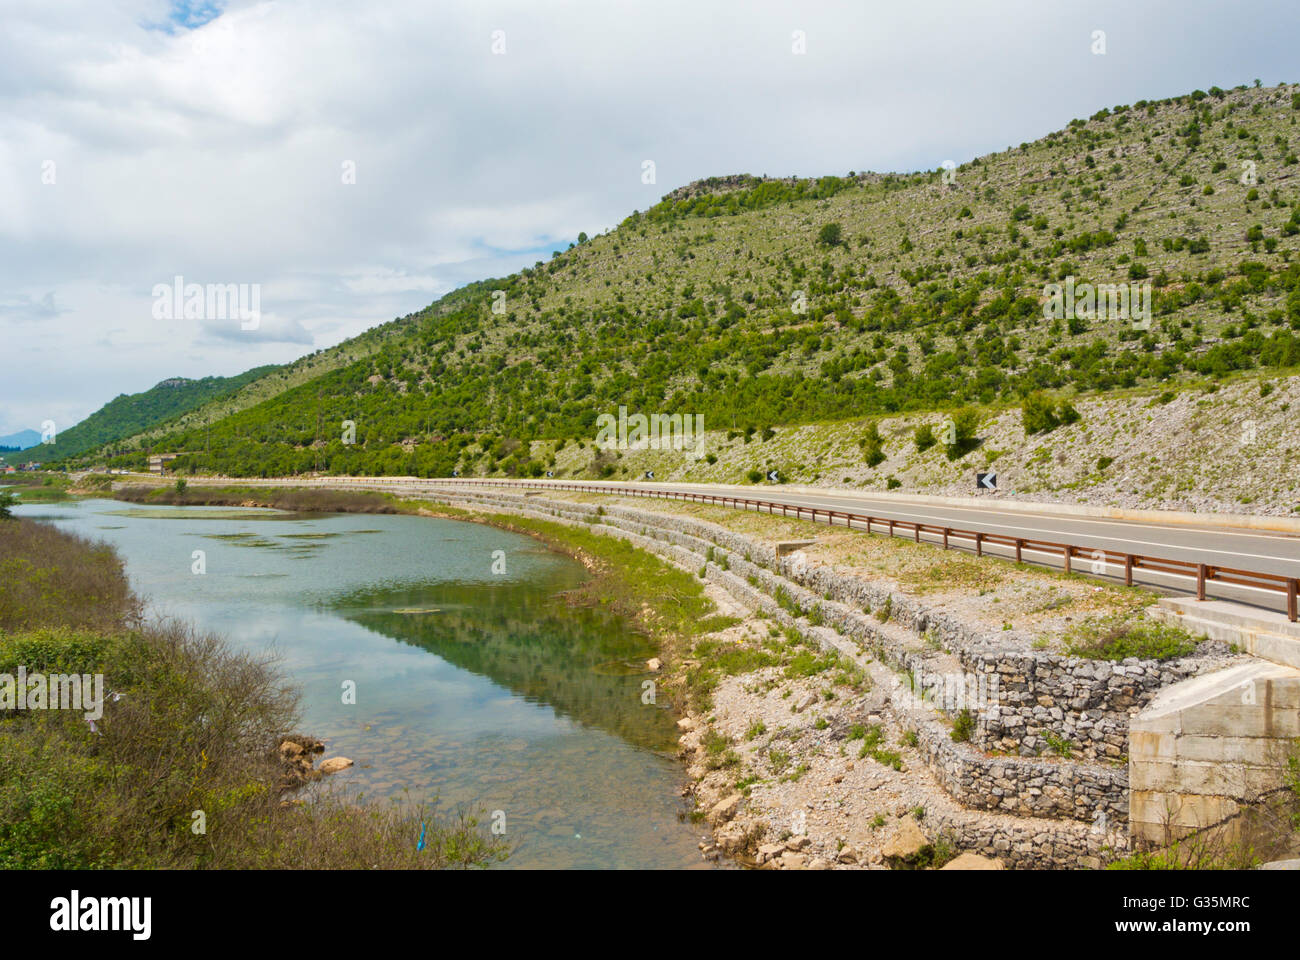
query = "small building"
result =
(148, 454, 182, 475)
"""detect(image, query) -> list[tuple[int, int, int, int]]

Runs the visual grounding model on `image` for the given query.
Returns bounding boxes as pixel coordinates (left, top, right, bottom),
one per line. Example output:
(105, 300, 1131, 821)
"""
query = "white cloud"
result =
(1, 0, 1298, 432)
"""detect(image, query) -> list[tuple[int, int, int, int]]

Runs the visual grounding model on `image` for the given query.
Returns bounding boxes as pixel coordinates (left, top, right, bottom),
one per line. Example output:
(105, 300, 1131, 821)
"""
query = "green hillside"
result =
(40, 367, 280, 461)
(99, 82, 1300, 479)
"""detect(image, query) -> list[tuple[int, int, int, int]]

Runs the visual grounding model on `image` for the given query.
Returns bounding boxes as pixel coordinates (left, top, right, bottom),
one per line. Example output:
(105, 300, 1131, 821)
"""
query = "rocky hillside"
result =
(84, 82, 1300, 489)
(533, 372, 1300, 515)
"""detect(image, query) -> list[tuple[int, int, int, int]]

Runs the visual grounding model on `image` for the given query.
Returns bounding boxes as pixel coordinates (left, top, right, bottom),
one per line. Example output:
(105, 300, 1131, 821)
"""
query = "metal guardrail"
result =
(415, 478, 1300, 622)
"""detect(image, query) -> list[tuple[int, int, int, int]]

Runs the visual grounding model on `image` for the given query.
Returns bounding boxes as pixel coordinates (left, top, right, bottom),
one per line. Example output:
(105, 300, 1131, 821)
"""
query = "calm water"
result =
(14, 497, 708, 869)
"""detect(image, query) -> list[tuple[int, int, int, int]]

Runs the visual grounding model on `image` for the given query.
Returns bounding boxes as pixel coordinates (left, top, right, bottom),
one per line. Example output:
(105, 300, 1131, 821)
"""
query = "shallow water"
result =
(15, 498, 710, 869)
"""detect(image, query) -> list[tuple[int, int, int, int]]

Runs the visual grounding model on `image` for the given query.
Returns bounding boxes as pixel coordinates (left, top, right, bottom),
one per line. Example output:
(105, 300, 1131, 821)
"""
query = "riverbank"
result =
(0, 514, 508, 869)
(112, 482, 414, 514)
(99, 479, 1297, 869)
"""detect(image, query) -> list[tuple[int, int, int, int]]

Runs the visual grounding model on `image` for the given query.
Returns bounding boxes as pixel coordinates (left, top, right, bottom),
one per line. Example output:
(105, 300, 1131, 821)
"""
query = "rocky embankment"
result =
(413, 486, 1232, 869)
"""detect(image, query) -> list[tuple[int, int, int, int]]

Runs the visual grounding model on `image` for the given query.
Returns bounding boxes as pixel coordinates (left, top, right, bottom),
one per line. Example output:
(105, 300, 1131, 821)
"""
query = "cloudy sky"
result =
(2, 0, 1297, 435)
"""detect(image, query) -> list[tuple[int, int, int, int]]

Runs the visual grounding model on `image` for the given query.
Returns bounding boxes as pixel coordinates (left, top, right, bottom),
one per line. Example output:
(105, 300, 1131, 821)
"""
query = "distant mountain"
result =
(99, 83, 1300, 479)
(0, 429, 42, 450)
(41, 367, 280, 462)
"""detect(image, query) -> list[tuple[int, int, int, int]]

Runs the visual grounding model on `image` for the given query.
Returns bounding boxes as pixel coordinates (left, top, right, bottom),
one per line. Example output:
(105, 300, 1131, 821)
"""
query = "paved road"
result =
(168, 474, 1300, 617)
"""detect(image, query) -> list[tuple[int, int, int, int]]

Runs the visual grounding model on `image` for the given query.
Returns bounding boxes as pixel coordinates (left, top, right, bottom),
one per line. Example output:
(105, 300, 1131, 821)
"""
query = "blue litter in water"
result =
(416, 821, 427, 852)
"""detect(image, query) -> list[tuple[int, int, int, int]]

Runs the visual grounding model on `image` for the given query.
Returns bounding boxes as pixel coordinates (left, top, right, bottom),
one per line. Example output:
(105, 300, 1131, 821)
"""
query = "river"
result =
(13, 497, 709, 869)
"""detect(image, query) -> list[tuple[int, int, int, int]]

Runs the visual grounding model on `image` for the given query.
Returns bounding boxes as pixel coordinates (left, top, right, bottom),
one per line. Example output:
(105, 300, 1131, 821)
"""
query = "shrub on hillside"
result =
(913, 424, 937, 452)
(860, 422, 886, 467)
(944, 408, 980, 461)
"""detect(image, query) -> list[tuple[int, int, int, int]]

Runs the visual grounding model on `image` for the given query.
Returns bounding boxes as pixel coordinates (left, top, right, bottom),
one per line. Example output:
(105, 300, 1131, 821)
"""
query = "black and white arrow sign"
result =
(768, 470, 780, 482)
(645, 471, 654, 479)
(545, 471, 553, 477)
(977, 472, 997, 490)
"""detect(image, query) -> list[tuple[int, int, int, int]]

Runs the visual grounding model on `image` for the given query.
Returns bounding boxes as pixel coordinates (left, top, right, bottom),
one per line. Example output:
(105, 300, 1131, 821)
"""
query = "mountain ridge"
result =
(63, 81, 1300, 485)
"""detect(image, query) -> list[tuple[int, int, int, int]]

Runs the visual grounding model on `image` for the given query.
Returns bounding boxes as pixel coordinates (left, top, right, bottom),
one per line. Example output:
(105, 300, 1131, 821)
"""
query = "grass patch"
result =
(1065, 615, 1198, 661)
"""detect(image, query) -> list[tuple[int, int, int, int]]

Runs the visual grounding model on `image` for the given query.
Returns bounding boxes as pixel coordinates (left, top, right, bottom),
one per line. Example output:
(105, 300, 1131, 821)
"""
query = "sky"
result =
(2, 0, 1298, 435)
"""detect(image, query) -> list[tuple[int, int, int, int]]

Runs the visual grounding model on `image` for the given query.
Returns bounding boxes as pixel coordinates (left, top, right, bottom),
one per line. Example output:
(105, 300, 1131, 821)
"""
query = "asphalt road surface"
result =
(173, 474, 1300, 618)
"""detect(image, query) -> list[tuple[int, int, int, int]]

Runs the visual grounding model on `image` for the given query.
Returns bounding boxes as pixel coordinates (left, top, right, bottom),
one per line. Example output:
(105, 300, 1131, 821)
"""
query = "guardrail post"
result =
(888, 519, 895, 537)
(1289, 579, 1298, 623)
(1015, 539, 1022, 563)
(1124, 555, 1134, 587)
(1063, 546, 1071, 575)
(942, 528, 950, 550)
(1196, 564, 1207, 601)
(975, 532, 982, 557)
(914, 524, 920, 543)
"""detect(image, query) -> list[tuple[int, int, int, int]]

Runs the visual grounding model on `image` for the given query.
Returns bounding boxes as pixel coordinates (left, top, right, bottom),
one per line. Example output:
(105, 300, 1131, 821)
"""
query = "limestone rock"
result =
(319, 756, 354, 775)
(715, 820, 751, 853)
(708, 793, 742, 825)
(940, 852, 1004, 870)
(882, 817, 930, 863)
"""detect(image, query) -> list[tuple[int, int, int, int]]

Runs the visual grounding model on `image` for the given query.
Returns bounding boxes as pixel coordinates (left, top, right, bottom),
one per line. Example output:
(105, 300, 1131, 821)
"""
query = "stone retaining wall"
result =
(424, 487, 1135, 832)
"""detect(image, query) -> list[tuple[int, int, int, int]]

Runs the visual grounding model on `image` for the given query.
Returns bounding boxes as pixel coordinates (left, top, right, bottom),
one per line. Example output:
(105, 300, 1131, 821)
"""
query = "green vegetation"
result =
(1064, 615, 1199, 660)
(944, 408, 981, 461)
(113, 484, 410, 514)
(1022, 391, 1081, 435)
(0, 518, 506, 869)
(860, 422, 886, 467)
(1043, 732, 1075, 758)
(37, 369, 277, 462)
(950, 709, 976, 742)
(63, 83, 1300, 480)
(818, 222, 843, 246)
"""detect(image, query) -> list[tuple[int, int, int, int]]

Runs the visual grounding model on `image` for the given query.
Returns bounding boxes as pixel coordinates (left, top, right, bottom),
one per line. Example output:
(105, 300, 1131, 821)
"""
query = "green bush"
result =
(950, 709, 976, 742)
(861, 422, 886, 467)
(944, 408, 980, 461)
(913, 424, 936, 452)
(818, 222, 843, 246)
